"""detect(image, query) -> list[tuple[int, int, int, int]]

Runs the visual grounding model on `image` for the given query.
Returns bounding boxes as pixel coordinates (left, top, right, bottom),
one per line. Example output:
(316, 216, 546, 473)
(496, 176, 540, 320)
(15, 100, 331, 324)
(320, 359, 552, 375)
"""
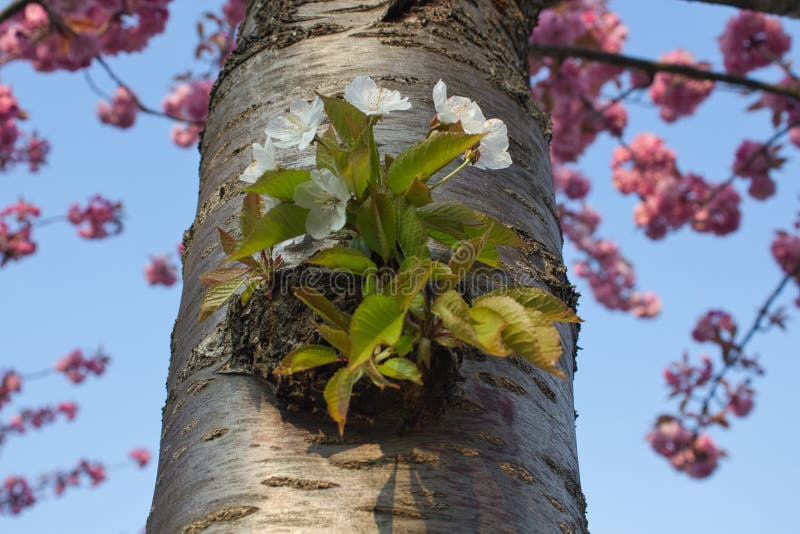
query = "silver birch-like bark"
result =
(148, 1, 586, 532)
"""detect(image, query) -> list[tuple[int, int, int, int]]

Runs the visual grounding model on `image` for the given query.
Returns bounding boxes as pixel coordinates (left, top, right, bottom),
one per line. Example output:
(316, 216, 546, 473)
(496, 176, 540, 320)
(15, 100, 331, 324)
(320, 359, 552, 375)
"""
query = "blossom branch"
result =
(529, 43, 800, 102)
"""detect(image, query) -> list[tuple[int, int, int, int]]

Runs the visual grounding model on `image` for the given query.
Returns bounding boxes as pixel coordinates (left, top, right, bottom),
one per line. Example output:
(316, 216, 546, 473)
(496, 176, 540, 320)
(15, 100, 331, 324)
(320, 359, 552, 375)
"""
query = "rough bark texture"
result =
(682, 0, 800, 17)
(148, 1, 585, 532)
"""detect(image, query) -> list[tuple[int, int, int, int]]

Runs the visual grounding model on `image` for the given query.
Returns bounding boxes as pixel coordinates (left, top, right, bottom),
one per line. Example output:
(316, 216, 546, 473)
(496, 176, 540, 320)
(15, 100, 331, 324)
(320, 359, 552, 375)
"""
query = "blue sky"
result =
(1, 1, 798, 532)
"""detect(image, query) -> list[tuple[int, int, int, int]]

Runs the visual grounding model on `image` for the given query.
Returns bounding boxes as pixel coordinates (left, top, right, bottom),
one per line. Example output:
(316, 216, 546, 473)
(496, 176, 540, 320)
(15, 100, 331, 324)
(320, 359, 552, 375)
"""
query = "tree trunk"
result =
(147, 1, 585, 532)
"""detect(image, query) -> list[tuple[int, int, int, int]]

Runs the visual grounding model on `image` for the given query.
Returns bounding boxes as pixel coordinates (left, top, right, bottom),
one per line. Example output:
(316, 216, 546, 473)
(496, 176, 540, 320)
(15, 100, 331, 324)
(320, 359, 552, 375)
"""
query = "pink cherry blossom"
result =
(145, 255, 179, 286)
(129, 448, 152, 468)
(66, 195, 124, 239)
(97, 87, 138, 129)
(649, 49, 714, 122)
(719, 10, 791, 75)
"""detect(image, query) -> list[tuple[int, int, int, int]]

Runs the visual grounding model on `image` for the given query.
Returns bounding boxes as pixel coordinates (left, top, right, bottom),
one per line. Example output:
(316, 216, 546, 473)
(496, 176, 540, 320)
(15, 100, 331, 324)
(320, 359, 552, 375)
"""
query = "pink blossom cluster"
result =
(54, 349, 109, 384)
(129, 448, 152, 468)
(732, 140, 784, 200)
(0, 372, 22, 410)
(718, 10, 791, 75)
(757, 77, 800, 149)
(692, 309, 737, 343)
(771, 230, 800, 306)
(66, 195, 124, 239)
(612, 134, 741, 239)
(664, 354, 713, 396)
(145, 255, 179, 286)
(162, 79, 214, 147)
(0, 1, 171, 72)
(0, 402, 78, 445)
(50, 460, 106, 496)
(0, 476, 34, 514)
(0, 84, 49, 171)
(530, 1, 629, 164)
(649, 49, 714, 122)
(0, 199, 40, 266)
(195, 0, 248, 66)
(97, 86, 138, 129)
(647, 416, 724, 478)
(555, 167, 660, 317)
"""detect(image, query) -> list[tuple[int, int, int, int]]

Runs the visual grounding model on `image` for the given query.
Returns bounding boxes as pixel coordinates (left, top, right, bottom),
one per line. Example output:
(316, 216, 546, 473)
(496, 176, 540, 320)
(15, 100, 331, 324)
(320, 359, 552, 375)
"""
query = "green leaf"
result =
(199, 277, 247, 322)
(319, 94, 369, 149)
(227, 203, 308, 261)
(348, 294, 406, 369)
(363, 358, 398, 390)
(386, 131, 485, 194)
(339, 145, 371, 198)
(316, 126, 343, 173)
(315, 323, 352, 356)
(199, 266, 252, 286)
(324, 367, 363, 435)
(240, 193, 263, 237)
(482, 286, 582, 323)
(391, 257, 432, 310)
(239, 278, 261, 306)
(357, 192, 396, 261)
(306, 246, 377, 276)
(393, 334, 415, 357)
(473, 295, 565, 378)
(295, 286, 351, 331)
(396, 201, 430, 260)
(418, 201, 483, 239)
(449, 227, 491, 283)
(471, 212, 524, 247)
(405, 178, 432, 206)
(431, 290, 481, 348)
(378, 358, 423, 385)
(245, 169, 311, 200)
(273, 344, 340, 375)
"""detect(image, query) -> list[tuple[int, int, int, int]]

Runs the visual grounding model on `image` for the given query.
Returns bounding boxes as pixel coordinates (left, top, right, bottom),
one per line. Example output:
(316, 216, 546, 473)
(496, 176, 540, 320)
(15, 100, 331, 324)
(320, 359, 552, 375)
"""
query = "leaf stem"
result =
(430, 153, 474, 190)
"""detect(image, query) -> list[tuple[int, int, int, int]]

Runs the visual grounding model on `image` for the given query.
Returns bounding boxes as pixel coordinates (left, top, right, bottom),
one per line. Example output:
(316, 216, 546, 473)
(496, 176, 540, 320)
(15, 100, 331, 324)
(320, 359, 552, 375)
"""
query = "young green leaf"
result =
(273, 344, 340, 375)
(386, 131, 485, 194)
(306, 246, 377, 276)
(295, 286, 351, 331)
(473, 295, 566, 379)
(449, 227, 491, 283)
(363, 358, 398, 390)
(348, 294, 406, 369)
(245, 169, 311, 200)
(240, 193, 263, 238)
(199, 266, 252, 286)
(377, 357, 423, 385)
(482, 286, 582, 323)
(227, 203, 308, 261)
(339, 145, 371, 198)
(357, 192, 396, 261)
(315, 323, 352, 356)
(239, 278, 261, 306)
(417, 200, 483, 239)
(199, 277, 247, 322)
(324, 367, 363, 435)
(396, 201, 430, 260)
(319, 94, 369, 149)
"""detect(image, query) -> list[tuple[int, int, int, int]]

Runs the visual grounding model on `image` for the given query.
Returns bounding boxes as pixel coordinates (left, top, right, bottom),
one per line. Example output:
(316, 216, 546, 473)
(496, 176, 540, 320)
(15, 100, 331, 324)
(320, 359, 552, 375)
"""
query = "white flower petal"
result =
(475, 118, 512, 170)
(252, 138, 276, 170)
(344, 76, 377, 114)
(292, 180, 320, 209)
(305, 208, 334, 239)
(328, 205, 347, 233)
(433, 80, 448, 114)
(266, 116, 302, 148)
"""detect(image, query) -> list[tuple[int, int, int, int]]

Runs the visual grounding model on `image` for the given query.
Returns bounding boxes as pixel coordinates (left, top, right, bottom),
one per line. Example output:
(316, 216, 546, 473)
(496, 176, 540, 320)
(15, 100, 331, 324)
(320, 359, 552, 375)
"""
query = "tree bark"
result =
(147, 1, 585, 533)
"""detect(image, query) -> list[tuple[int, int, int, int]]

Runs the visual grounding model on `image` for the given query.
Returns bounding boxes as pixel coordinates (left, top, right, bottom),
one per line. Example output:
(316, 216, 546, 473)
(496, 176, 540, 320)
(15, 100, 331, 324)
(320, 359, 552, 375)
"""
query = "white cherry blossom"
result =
(266, 97, 325, 150)
(344, 76, 411, 116)
(239, 135, 277, 184)
(293, 168, 351, 239)
(432, 80, 486, 134)
(474, 118, 512, 170)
